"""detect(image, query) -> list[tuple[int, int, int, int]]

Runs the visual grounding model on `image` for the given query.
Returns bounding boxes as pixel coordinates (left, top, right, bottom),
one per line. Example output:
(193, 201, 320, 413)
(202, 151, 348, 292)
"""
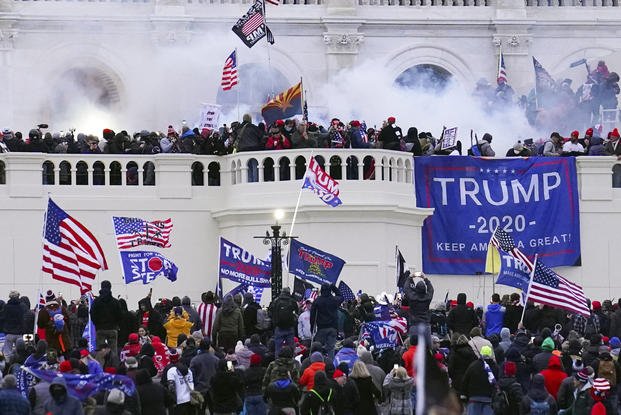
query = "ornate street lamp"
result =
(254, 210, 296, 300)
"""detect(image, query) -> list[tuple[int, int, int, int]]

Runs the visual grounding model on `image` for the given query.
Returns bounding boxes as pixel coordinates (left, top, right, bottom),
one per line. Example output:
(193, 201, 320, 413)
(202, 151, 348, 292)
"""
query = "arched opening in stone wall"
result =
(42, 66, 123, 133)
(394, 64, 452, 93)
(216, 63, 290, 121)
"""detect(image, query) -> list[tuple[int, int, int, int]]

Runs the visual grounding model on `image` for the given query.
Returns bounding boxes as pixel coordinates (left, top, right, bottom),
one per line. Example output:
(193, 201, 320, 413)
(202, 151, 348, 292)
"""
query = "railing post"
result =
(4, 154, 44, 198)
(154, 154, 193, 198)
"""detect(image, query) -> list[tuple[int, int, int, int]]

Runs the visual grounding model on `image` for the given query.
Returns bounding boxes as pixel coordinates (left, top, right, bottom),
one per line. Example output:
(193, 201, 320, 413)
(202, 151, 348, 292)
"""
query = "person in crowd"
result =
(605, 128, 621, 156)
(135, 368, 171, 415)
(543, 132, 563, 156)
(469, 133, 495, 156)
(503, 293, 523, 334)
(209, 359, 244, 415)
(93, 388, 131, 415)
(447, 293, 479, 337)
(266, 124, 292, 150)
(44, 376, 84, 415)
(164, 306, 194, 349)
(0, 374, 30, 415)
(91, 281, 122, 357)
(197, 291, 218, 341)
(301, 371, 336, 415)
(520, 373, 558, 414)
(562, 130, 586, 156)
(189, 337, 219, 412)
(461, 345, 498, 414)
(358, 350, 386, 391)
(264, 363, 301, 415)
(37, 291, 71, 358)
(167, 359, 195, 415)
(3, 291, 25, 360)
(349, 360, 382, 415)
(300, 351, 327, 391)
(243, 354, 267, 415)
(483, 293, 505, 337)
(498, 361, 523, 415)
(270, 287, 299, 358)
(382, 365, 413, 415)
(136, 293, 165, 340)
(539, 355, 567, 400)
(447, 334, 477, 398)
(403, 272, 434, 331)
(311, 284, 343, 361)
(213, 295, 245, 353)
(378, 117, 402, 151)
(333, 339, 359, 373)
(506, 141, 531, 157)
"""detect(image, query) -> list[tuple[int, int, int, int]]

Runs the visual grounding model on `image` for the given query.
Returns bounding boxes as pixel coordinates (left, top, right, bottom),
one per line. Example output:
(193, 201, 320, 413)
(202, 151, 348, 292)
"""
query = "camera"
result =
(22, 334, 34, 342)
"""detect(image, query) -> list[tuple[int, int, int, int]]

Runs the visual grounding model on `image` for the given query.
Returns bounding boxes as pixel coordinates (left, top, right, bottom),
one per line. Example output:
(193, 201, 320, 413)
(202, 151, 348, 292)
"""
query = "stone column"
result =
(0, 19, 17, 127)
(323, 0, 363, 80)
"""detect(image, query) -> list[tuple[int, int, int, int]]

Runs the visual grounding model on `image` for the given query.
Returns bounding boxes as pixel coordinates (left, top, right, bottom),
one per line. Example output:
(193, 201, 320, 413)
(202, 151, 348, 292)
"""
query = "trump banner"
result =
(414, 157, 581, 274)
(219, 238, 271, 288)
(120, 251, 178, 284)
(288, 239, 345, 286)
(493, 246, 532, 292)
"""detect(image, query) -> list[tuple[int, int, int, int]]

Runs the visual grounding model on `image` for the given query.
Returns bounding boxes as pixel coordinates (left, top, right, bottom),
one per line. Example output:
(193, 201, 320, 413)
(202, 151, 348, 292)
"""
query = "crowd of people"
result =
(0, 273, 620, 414)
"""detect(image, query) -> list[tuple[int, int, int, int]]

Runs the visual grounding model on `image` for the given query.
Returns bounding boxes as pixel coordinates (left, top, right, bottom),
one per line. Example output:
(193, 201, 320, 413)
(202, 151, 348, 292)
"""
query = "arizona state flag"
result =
(261, 81, 303, 126)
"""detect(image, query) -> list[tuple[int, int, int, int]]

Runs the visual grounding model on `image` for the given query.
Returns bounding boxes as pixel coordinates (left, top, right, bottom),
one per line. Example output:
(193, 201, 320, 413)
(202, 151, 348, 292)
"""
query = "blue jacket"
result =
(0, 388, 30, 415)
(310, 285, 343, 331)
(4, 297, 25, 334)
(333, 347, 359, 372)
(44, 377, 84, 415)
(484, 304, 506, 337)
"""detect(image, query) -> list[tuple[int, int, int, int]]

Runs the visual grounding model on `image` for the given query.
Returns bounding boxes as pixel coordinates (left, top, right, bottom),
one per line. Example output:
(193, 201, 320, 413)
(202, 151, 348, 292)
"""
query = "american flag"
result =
(266, 0, 279, 5)
(338, 281, 356, 302)
(490, 227, 533, 271)
(242, 7, 265, 36)
(527, 257, 589, 317)
(304, 288, 318, 302)
(497, 49, 508, 84)
(42, 199, 108, 294)
(221, 50, 238, 91)
(113, 216, 173, 250)
(388, 317, 408, 335)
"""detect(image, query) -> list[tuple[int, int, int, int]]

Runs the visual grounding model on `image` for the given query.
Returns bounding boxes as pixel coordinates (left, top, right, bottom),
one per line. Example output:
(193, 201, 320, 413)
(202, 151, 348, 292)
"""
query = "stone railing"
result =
(0, 149, 414, 195)
(358, 0, 490, 6)
(525, 0, 620, 5)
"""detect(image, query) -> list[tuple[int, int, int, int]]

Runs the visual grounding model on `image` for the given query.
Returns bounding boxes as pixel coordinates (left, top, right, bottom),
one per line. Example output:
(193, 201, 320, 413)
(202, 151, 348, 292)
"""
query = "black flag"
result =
(232, 0, 272, 48)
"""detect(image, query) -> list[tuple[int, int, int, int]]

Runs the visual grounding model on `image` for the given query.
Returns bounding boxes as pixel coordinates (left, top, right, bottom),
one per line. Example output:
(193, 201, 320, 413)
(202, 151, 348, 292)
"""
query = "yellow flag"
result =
(485, 243, 500, 274)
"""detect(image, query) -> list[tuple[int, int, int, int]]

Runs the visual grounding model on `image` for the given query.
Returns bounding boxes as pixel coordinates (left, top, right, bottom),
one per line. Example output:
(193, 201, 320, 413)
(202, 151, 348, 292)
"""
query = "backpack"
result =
(256, 307, 272, 331)
(469, 144, 482, 156)
(598, 359, 617, 386)
(310, 388, 335, 415)
(529, 399, 550, 415)
(272, 299, 297, 329)
(491, 387, 509, 414)
(584, 315, 598, 338)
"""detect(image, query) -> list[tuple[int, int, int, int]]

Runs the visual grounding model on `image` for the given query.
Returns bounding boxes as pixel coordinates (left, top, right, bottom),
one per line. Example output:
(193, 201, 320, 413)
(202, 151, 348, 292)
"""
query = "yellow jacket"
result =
(163, 317, 193, 348)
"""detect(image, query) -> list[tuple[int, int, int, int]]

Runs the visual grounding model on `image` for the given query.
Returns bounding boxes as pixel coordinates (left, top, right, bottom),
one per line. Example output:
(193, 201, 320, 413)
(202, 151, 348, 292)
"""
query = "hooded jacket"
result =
(448, 336, 477, 393)
(462, 358, 499, 399)
(359, 351, 387, 391)
(91, 287, 122, 331)
(4, 297, 25, 334)
(310, 285, 343, 331)
(520, 374, 558, 414)
(532, 338, 556, 373)
(163, 315, 193, 348)
(214, 296, 245, 339)
(447, 294, 479, 336)
(499, 327, 512, 352)
(484, 303, 505, 337)
(539, 355, 567, 399)
(403, 278, 434, 324)
(299, 362, 326, 391)
(136, 297, 165, 339)
(383, 373, 413, 415)
(263, 356, 301, 389)
(265, 378, 301, 411)
(43, 377, 84, 415)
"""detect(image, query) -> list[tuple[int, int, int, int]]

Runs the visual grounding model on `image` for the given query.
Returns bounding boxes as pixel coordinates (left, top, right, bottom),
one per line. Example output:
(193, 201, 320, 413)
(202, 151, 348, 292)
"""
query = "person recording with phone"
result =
(403, 272, 434, 334)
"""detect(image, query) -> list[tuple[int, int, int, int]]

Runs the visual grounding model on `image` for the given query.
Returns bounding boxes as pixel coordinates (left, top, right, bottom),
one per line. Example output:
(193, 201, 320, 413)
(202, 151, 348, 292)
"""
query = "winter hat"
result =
(350, 120, 361, 127)
(387, 116, 396, 124)
(103, 129, 115, 141)
(128, 333, 139, 343)
(503, 361, 517, 377)
(250, 353, 262, 366)
(311, 352, 324, 363)
(107, 389, 125, 405)
(482, 133, 493, 142)
(466, 301, 475, 309)
(104, 367, 117, 375)
(602, 336, 610, 345)
(480, 346, 493, 358)
(333, 369, 345, 379)
(593, 378, 611, 392)
(9, 290, 19, 299)
(571, 130, 580, 138)
(576, 368, 591, 382)
(586, 128, 594, 136)
(169, 349, 179, 363)
(610, 337, 621, 349)
(572, 358, 584, 372)
(592, 301, 602, 310)
(541, 337, 555, 351)
(59, 360, 73, 373)
(611, 128, 620, 138)
(80, 349, 89, 358)
(45, 290, 58, 306)
(125, 357, 138, 369)
(470, 327, 482, 338)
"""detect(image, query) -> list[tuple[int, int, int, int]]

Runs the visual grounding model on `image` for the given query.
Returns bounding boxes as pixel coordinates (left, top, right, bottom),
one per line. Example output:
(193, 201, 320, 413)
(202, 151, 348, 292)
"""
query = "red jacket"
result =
(539, 355, 567, 399)
(265, 134, 292, 150)
(402, 346, 417, 377)
(299, 361, 326, 391)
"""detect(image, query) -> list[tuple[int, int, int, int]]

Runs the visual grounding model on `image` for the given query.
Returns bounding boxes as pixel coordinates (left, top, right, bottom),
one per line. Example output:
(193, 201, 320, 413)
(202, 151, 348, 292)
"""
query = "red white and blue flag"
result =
(302, 157, 343, 207)
(497, 49, 508, 84)
(221, 50, 238, 91)
(42, 199, 108, 294)
(113, 216, 173, 250)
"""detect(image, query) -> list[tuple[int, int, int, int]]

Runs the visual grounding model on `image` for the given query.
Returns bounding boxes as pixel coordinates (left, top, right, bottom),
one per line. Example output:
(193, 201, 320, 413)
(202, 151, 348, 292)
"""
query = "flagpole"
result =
(490, 225, 498, 295)
(235, 48, 240, 123)
(395, 245, 399, 288)
(36, 194, 51, 337)
(519, 253, 538, 328)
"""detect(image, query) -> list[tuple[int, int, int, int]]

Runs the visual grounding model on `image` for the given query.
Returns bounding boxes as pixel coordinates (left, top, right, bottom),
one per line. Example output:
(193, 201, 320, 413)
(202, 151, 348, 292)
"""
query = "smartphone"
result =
(393, 364, 399, 370)
(227, 361, 234, 371)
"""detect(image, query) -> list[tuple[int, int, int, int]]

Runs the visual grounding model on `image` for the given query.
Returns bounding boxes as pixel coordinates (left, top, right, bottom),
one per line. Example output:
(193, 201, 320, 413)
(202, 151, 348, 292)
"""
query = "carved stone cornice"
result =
(492, 34, 531, 55)
(323, 33, 364, 54)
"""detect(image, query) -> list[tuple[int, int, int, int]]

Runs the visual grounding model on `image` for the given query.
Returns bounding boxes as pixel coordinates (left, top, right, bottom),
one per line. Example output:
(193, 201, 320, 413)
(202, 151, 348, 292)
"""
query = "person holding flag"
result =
(91, 280, 123, 357)
(403, 272, 434, 333)
(37, 291, 71, 358)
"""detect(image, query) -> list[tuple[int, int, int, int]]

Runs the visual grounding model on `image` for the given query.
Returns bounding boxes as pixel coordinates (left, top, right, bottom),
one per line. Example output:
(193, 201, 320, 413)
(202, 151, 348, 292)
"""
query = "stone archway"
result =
(394, 64, 453, 92)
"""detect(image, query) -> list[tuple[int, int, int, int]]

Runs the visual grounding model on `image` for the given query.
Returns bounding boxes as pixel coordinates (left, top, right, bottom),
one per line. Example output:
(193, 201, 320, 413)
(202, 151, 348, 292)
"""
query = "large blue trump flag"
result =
(219, 238, 271, 288)
(288, 239, 346, 286)
(414, 157, 581, 274)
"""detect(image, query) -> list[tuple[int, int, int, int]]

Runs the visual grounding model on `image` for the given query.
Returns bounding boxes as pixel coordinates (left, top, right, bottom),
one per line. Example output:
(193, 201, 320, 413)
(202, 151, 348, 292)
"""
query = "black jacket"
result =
(4, 297, 25, 334)
(462, 358, 499, 399)
(210, 369, 244, 413)
(498, 376, 523, 415)
(447, 342, 477, 394)
(136, 369, 171, 415)
(91, 291, 122, 331)
(311, 285, 343, 331)
(237, 122, 265, 152)
(244, 365, 266, 396)
(447, 304, 478, 336)
(503, 304, 524, 333)
(403, 278, 434, 324)
(190, 350, 220, 393)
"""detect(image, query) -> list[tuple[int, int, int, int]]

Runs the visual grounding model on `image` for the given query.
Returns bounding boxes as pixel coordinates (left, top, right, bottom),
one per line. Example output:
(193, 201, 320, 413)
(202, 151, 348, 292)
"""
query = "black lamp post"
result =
(255, 215, 296, 301)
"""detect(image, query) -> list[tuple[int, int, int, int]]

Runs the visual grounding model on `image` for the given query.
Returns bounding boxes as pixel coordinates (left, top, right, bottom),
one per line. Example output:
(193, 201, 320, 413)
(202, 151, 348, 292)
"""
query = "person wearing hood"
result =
(3, 291, 25, 361)
(447, 334, 477, 397)
(37, 291, 71, 358)
(167, 360, 195, 415)
(300, 352, 327, 391)
(349, 360, 382, 415)
(136, 367, 171, 415)
(403, 272, 434, 329)
(44, 376, 84, 415)
(180, 296, 200, 332)
(210, 359, 244, 414)
(95, 339, 120, 372)
(117, 299, 136, 350)
(164, 306, 193, 349)
(503, 293, 524, 333)
(447, 293, 479, 337)
(190, 338, 219, 413)
(242, 292, 262, 338)
(120, 333, 142, 362)
(532, 337, 557, 373)
(263, 345, 301, 389)
(136, 294, 165, 340)
(138, 342, 157, 378)
(498, 327, 512, 352)
(382, 365, 413, 415)
(353, 293, 376, 324)
(539, 355, 567, 400)
(214, 295, 245, 353)
(333, 339, 359, 373)
(93, 388, 132, 415)
(269, 287, 299, 359)
(497, 361, 523, 415)
(0, 374, 30, 415)
(234, 340, 253, 369)
(468, 327, 495, 362)
(91, 281, 122, 357)
(243, 354, 267, 415)
(482, 293, 505, 337)
(311, 284, 343, 361)
(520, 373, 558, 414)
(264, 362, 301, 415)
(248, 334, 268, 359)
(301, 371, 336, 415)
(461, 345, 498, 413)
(358, 350, 386, 391)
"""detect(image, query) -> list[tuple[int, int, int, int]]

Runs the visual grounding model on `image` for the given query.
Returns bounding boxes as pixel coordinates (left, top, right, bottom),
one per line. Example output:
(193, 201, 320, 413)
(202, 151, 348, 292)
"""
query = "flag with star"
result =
(113, 216, 173, 250)
(261, 81, 303, 126)
(490, 227, 534, 271)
